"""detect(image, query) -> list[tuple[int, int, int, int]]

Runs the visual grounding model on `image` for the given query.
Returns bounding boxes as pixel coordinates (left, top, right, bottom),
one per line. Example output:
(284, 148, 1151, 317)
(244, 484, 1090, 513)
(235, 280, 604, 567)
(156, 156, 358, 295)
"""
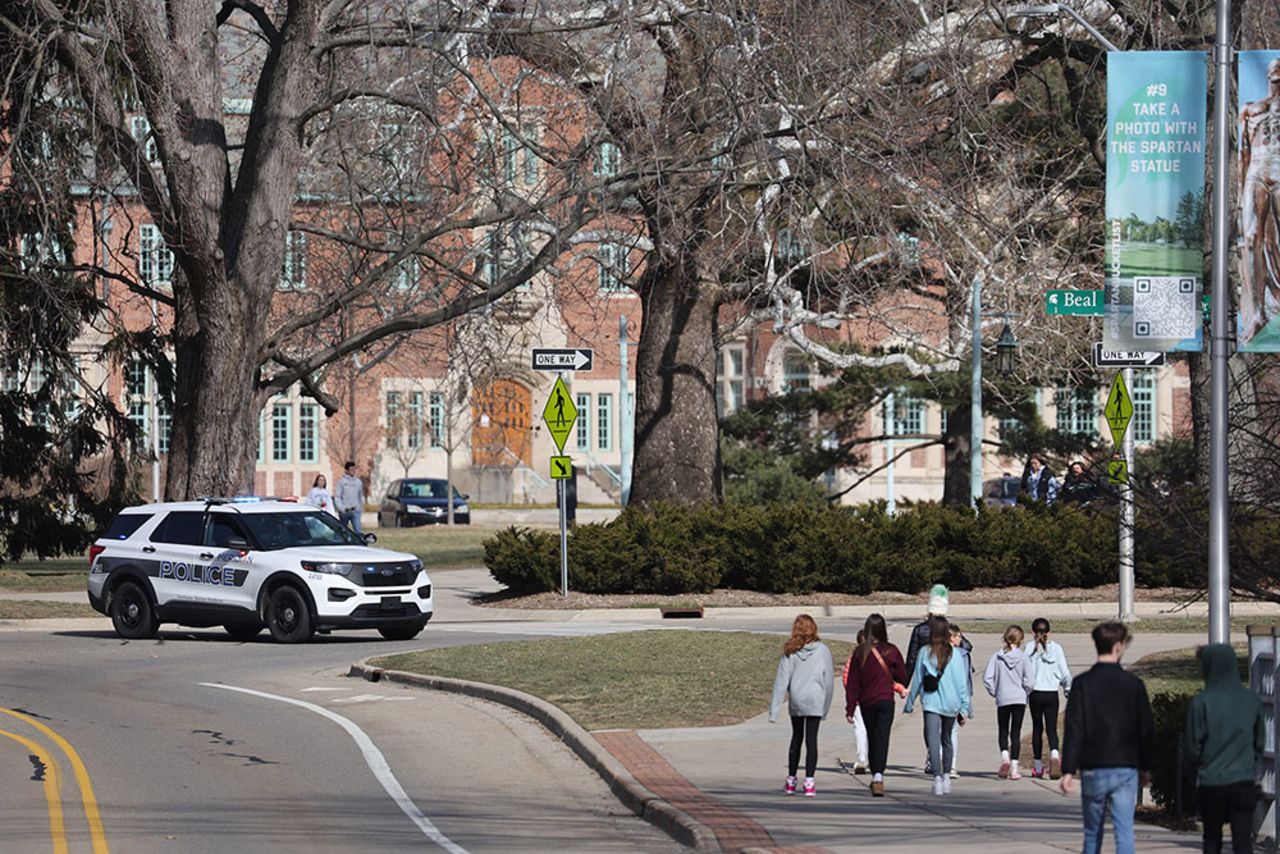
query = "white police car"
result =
(87, 499, 433, 643)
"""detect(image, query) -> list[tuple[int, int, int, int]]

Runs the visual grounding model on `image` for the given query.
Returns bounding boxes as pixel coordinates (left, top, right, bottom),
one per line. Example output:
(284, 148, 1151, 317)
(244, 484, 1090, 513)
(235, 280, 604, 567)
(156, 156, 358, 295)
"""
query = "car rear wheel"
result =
(377, 621, 426, 641)
(223, 623, 263, 641)
(266, 585, 315, 644)
(110, 580, 158, 639)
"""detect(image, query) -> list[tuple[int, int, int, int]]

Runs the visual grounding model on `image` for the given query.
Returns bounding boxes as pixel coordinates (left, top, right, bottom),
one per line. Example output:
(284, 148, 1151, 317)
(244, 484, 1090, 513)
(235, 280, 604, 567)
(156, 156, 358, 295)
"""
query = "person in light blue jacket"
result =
(904, 615, 972, 795)
(1024, 617, 1073, 779)
(769, 614, 834, 798)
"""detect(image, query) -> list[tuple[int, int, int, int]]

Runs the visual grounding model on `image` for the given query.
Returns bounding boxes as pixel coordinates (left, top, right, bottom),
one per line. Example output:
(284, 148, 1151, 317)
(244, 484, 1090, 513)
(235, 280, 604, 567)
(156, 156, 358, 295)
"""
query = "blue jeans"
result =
(923, 712, 955, 776)
(1080, 767, 1138, 854)
(340, 508, 363, 535)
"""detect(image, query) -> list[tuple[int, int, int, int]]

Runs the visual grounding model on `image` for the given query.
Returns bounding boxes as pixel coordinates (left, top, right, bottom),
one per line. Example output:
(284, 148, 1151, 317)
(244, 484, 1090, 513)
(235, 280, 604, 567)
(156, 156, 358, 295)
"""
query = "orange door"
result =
(471, 380, 532, 466)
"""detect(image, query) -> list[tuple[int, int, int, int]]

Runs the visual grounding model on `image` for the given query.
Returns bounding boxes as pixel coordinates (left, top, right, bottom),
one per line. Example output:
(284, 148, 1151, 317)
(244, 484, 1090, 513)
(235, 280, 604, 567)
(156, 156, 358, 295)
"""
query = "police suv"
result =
(87, 499, 433, 643)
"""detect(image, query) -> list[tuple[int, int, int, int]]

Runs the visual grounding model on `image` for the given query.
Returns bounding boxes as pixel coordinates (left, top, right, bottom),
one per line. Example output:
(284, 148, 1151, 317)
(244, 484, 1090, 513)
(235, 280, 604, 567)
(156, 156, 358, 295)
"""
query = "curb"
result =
(347, 660, 720, 852)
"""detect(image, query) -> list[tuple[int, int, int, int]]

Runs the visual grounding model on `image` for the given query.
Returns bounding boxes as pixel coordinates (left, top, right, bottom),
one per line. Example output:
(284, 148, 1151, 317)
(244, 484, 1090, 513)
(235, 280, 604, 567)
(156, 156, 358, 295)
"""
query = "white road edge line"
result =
(199, 682, 468, 854)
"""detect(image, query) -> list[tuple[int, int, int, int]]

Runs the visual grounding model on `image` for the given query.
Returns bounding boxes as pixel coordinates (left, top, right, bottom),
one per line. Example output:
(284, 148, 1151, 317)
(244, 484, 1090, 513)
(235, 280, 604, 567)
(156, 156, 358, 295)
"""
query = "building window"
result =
(594, 141, 621, 177)
(477, 124, 539, 189)
(717, 346, 746, 415)
(272, 403, 292, 462)
(407, 391, 424, 450)
(392, 257, 419, 291)
(123, 359, 170, 453)
(598, 243, 629, 293)
(157, 399, 171, 454)
(939, 408, 949, 434)
(576, 393, 590, 450)
(890, 396, 926, 436)
(257, 410, 265, 463)
(998, 415, 1021, 439)
(597, 393, 612, 451)
(385, 391, 402, 450)
(139, 224, 174, 287)
(1055, 387, 1097, 438)
(429, 392, 444, 448)
(298, 403, 318, 463)
(130, 115, 159, 164)
(127, 401, 149, 446)
(782, 350, 811, 392)
(125, 359, 148, 397)
(1132, 373, 1156, 444)
(281, 230, 307, 290)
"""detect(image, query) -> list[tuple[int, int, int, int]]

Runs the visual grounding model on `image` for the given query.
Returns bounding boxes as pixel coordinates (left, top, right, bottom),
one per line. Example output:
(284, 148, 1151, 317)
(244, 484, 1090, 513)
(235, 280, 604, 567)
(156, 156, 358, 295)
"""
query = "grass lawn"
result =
(1127, 643, 1249, 695)
(369, 526, 489, 569)
(0, 600, 100, 619)
(372, 629, 853, 731)
(0, 558, 91, 592)
(955, 616, 1264, 636)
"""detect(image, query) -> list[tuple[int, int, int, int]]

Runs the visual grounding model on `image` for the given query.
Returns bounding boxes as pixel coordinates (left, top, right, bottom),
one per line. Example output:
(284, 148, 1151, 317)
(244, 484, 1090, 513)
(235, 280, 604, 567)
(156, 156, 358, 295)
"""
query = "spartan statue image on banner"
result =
(1103, 52, 1206, 353)
(1238, 51, 1280, 352)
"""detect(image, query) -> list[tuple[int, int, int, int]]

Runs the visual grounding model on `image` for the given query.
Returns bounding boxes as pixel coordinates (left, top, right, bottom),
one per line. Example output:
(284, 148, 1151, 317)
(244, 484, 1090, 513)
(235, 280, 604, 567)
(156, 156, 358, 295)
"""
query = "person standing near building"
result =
(983, 625, 1036, 780)
(904, 615, 972, 796)
(769, 614, 834, 798)
(335, 461, 365, 535)
(1184, 643, 1264, 854)
(845, 614, 907, 797)
(306, 474, 335, 516)
(1025, 617, 1072, 779)
(1061, 622, 1154, 854)
(1020, 454, 1059, 503)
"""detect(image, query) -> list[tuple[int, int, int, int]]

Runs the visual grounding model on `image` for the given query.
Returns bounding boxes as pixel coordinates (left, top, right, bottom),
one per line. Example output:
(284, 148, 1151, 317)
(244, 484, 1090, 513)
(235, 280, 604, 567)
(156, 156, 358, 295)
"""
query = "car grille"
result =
(350, 602, 423, 619)
(351, 562, 419, 588)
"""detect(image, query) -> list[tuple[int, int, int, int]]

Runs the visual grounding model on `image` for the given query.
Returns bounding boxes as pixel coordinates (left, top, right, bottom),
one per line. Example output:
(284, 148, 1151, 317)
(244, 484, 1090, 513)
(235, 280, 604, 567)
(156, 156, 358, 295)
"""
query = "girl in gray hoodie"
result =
(983, 625, 1037, 779)
(769, 614, 834, 797)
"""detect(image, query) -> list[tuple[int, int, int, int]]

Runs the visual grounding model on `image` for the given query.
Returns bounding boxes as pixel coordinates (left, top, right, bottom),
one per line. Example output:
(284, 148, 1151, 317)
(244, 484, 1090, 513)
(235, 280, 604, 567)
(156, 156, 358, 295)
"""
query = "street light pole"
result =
(1207, 0, 1233, 644)
(970, 275, 984, 508)
(1119, 366, 1137, 621)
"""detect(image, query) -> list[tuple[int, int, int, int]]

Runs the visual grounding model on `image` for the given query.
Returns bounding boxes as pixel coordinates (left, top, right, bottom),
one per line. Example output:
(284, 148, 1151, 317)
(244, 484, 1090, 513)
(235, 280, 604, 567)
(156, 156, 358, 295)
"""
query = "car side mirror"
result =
(460, 494, 470, 501)
(363, 533, 378, 545)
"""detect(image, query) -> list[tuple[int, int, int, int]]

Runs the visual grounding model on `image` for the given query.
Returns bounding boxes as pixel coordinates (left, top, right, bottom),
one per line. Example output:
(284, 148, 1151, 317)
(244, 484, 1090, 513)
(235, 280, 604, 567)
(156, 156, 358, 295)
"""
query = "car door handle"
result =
(142, 546, 156, 553)
(199, 552, 214, 560)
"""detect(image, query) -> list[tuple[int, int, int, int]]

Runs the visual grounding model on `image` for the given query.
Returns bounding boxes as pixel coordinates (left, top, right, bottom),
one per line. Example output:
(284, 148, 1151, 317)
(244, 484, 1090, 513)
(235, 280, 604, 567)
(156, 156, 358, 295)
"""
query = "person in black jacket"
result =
(1061, 622, 1154, 854)
(1061, 461, 1100, 504)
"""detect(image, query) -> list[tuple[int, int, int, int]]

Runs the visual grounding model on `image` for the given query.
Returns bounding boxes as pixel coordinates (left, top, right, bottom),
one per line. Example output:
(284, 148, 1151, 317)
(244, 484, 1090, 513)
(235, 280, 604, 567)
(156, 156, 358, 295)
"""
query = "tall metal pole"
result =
(1119, 367, 1137, 622)
(885, 392, 896, 514)
(1208, 0, 1233, 644)
(619, 314, 632, 506)
(559, 477, 569, 597)
(970, 275, 984, 507)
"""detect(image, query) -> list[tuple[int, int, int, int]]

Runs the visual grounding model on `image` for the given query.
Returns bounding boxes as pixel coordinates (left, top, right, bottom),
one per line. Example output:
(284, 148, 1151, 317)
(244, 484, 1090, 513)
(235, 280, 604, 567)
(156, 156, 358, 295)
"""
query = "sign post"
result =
(540, 374, 578, 596)
(1105, 370, 1137, 622)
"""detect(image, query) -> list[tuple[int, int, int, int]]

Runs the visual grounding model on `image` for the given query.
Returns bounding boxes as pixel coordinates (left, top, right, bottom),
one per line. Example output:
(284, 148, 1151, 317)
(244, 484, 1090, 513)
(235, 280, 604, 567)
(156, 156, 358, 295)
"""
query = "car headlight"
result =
(405, 505, 427, 514)
(456, 503, 469, 514)
(410, 559, 423, 575)
(300, 561, 354, 577)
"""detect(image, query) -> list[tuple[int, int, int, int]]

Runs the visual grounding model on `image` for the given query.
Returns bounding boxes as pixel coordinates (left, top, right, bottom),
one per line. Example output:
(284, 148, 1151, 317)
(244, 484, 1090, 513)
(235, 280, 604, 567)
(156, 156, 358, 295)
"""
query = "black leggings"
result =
(1028, 690, 1060, 760)
(997, 704, 1026, 760)
(788, 715, 821, 778)
(862, 700, 895, 775)
(1199, 781, 1256, 854)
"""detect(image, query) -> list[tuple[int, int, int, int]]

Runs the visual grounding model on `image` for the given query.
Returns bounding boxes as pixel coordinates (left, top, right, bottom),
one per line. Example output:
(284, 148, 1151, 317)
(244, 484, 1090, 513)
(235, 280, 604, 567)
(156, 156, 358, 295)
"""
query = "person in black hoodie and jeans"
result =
(1061, 622, 1154, 854)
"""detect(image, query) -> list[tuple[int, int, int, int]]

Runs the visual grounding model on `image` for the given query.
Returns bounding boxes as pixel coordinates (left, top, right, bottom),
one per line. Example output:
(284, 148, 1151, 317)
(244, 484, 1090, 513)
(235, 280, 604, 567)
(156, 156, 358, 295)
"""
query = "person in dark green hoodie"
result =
(1183, 643, 1264, 854)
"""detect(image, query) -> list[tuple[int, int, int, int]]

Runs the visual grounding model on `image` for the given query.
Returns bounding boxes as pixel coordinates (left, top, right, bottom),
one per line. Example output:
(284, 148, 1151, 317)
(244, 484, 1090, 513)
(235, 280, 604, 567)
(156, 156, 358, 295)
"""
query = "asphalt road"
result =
(0, 624, 681, 854)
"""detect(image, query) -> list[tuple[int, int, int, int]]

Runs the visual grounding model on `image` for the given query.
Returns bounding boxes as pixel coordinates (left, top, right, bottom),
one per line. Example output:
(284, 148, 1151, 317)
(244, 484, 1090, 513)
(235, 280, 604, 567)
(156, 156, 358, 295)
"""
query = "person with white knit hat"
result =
(905, 585, 970, 776)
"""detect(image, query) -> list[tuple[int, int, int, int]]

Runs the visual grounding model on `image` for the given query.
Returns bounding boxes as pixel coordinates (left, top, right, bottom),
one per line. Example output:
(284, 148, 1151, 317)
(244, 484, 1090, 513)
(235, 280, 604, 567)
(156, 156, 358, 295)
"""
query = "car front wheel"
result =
(110, 580, 158, 639)
(377, 621, 426, 641)
(265, 586, 315, 643)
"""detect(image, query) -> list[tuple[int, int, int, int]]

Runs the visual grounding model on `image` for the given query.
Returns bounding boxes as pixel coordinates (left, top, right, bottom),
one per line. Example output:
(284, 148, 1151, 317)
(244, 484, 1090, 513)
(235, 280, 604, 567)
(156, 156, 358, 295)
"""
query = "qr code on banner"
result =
(1133, 277, 1198, 339)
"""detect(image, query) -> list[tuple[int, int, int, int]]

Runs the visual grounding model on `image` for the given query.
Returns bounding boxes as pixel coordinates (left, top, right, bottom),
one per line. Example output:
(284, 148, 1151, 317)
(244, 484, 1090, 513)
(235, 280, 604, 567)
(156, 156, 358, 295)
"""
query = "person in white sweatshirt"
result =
(1024, 617, 1073, 779)
(983, 625, 1037, 779)
(769, 614, 834, 798)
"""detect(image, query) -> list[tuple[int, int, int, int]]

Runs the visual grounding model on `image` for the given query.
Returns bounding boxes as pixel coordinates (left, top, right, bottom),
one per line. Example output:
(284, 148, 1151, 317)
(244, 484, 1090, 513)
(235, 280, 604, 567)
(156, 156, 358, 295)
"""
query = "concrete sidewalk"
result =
(636, 630, 1212, 853)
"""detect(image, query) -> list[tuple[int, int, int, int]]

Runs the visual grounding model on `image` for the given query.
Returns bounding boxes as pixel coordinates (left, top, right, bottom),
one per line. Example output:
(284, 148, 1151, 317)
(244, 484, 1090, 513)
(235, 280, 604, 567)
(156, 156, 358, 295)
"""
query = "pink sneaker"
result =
(1031, 766, 1045, 779)
(803, 779, 816, 798)
(998, 759, 1011, 778)
(1010, 768, 1022, 780)
(784, 776, 797, 795)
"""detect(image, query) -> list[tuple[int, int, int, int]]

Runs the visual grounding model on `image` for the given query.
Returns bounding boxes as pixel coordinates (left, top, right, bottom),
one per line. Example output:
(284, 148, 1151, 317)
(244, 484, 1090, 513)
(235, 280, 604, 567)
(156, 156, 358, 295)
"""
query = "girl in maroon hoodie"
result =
(844, 613, 907, 796)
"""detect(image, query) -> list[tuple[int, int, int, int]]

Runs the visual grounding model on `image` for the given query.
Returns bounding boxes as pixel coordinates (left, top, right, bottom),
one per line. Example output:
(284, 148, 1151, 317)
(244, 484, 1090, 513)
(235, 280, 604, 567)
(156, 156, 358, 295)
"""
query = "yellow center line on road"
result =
(1, 708, 110, 854)
(0, 728, 68, 854)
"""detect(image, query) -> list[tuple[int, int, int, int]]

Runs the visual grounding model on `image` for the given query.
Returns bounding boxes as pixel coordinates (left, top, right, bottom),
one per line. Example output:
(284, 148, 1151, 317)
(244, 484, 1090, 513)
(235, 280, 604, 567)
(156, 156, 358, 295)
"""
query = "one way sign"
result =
(1091, 344, 1165, 369)
(531, 348, 594, 372)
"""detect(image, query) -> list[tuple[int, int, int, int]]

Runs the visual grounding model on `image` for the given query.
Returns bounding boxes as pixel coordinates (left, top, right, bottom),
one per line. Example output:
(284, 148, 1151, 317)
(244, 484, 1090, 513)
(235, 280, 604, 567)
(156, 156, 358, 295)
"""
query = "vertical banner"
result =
(1238, 51, 1280, 351)
(1104, 52, 1208, 352)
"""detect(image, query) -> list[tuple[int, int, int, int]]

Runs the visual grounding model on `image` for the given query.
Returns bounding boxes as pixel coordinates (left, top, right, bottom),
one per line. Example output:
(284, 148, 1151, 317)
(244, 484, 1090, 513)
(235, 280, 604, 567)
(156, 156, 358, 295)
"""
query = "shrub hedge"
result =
(483, 501, 1128, 595)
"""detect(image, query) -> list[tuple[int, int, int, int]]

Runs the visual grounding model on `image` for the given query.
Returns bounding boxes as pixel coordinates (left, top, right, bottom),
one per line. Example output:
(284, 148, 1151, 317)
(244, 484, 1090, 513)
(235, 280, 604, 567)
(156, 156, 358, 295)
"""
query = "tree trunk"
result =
(628, 257, 723, 508)
(941, 403, 973, 506)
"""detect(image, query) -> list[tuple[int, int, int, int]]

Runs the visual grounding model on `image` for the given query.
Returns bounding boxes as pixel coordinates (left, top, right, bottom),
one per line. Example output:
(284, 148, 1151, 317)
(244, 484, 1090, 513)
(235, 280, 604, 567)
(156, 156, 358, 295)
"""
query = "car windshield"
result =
(403, 481, 449, 499)
(238, 511, 365, 550)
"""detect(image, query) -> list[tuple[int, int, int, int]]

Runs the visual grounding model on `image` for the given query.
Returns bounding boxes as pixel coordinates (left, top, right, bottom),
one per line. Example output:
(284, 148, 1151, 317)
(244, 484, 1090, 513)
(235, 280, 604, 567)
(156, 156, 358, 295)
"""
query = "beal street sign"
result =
(550, 455, 573, 480)
(1092, 343, 1166, 369)
(1046, 289, 1105, 316)
(541, 375, 578, 452)
(531, 348, 594, 372)
(1104, 372, 1134, 445)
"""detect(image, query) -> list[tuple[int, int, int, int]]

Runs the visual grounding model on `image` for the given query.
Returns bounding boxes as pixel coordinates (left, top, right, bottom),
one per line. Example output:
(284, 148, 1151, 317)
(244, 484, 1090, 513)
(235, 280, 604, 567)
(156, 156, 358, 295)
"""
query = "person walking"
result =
(1025, 617, 1072, 779)
(335, 461, 365, 535)
(948, 622, 974, 779)
(905, 615, 972, 796)
(906, 585, 969, 773)
(844, 614, 907, 797)
(306, 474, 335, 516)
(983, 625, 1037, 780)
(1061, 461, 1100, 504)
(1061, 622, 1154, 854)
(769, 614, 835, 798)
(1184, 643, 1264, 854)
(842, 630, 871, 775)
(1020, 454, 1059, 503)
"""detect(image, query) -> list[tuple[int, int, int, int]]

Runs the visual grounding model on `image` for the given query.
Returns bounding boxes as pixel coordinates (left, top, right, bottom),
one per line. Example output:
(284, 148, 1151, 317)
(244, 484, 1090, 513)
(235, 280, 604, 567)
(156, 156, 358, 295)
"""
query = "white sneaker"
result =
(932, 775, 945, 796)
(942, 775, 952, 794)
(950, 768, 959, 779)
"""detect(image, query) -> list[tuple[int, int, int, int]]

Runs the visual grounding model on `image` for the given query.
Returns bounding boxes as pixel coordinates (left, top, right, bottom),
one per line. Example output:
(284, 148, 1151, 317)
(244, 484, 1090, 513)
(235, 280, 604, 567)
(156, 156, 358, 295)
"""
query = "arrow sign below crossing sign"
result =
(531, 348, 594, 372)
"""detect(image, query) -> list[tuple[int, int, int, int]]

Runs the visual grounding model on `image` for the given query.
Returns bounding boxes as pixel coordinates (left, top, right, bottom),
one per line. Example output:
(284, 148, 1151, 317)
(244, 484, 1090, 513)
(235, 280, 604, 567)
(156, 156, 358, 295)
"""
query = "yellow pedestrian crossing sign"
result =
(541, 375, 577, 452)
(1104, 372, 1134, 445)
(1108, 459, 1129, 485)
(550, 455, 572, 479)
